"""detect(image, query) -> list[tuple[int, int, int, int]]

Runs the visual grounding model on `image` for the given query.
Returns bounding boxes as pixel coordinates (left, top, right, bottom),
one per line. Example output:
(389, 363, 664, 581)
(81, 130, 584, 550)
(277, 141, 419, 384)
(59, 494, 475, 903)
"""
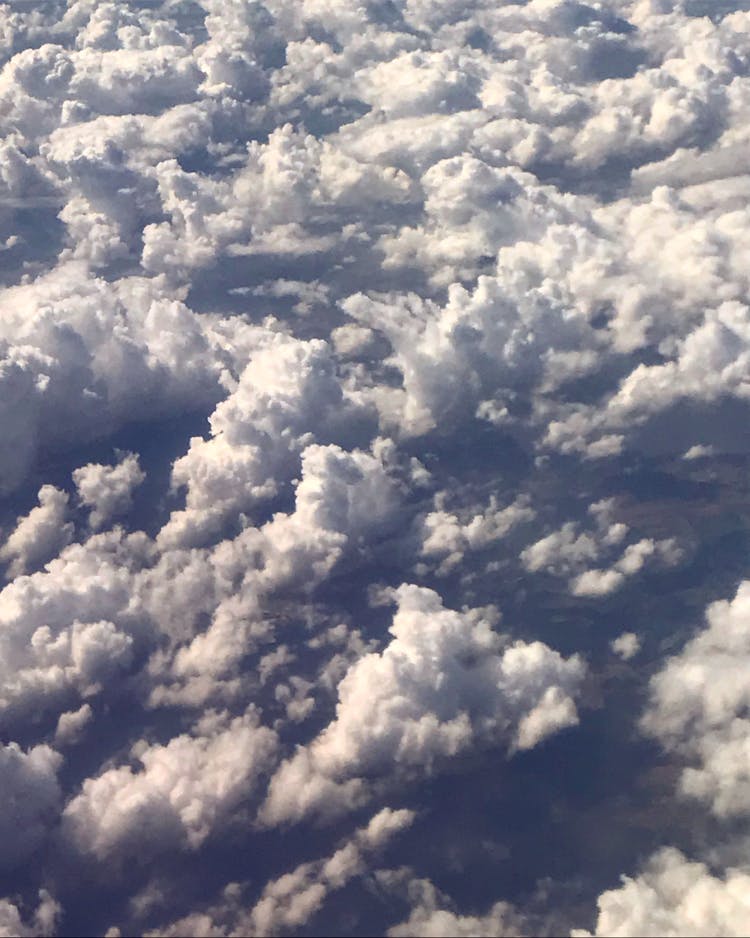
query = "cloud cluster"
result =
(62, 708, 277, 859)
(384, 875, 525, 938)
(261, 584, 584, 825)
(0, 741, 61, 871)
(642, 580, 750, 819)
(521, 498, 682, 597)
(1, 0, 750, 935)
(0, 891, 60, 938)
(144, 807, 415, 938)
(575, 848, 750, 938)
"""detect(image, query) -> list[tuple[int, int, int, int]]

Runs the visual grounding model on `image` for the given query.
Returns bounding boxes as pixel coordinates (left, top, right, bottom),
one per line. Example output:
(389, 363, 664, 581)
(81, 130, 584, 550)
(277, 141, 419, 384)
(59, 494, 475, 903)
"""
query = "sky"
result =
(1, 0, 750, 935)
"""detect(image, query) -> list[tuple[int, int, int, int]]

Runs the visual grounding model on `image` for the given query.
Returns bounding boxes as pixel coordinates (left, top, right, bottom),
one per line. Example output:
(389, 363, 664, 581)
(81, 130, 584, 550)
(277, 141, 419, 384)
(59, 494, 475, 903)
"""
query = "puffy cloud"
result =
(62, 708, 278, 859)
(73, 451, 145, 530)
(54, 702, 93, 747)
(157, 333, 373, 549)
(642, 580, 750, 819)
(0, 742, 61, 870)
(0, 264, 255, 491)
(243, 807, 415, 936)
(0, 485, 73, 577)
(417, 493, 535, 576)
(611, 632, 641, 661)
(521, 522, 600, 578)
(0, 528, 148, 724)
(521, 500, 682, 597)
(0, 890, 60, 938)
(260, 584, 584, 825)
(574, 848, 750, 938)
(3, 0, 750, 934)
(385, 876, 524, 938)
(144, 807, 415, 938)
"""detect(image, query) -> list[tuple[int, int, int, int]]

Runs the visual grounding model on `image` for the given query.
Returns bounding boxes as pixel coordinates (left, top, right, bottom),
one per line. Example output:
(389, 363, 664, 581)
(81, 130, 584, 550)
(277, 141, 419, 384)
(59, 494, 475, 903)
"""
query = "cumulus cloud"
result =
(574, 848, 750, 938)
(242, 807, 415, 937)
(0, 890, 60, 938)
(0, 527, 143, 725)
(417, 493, 535, 576)
(611, 632, 641, 661)
(54, 702, 93, 747)
(0, 484, 73, 577)
(0, 264, 256, 491)
(642, 580, 750, 819)
(2, 0, 750, 934)
(0, 741, 61, 870)
(143, 807, 415, 938)
(157, 334, 373, 549)
(62, 708, 277, 859)
(521, 499, 682, 597)
(384, 876, 524, 938)
(73, 451, 145, 530)
(260, 584, 584, 826)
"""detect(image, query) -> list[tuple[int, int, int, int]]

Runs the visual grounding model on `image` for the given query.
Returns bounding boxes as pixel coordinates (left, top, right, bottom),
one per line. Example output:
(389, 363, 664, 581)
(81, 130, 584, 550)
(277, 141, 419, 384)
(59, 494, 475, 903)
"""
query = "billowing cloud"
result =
(0, 891, 60, 938)
(642, 580, 750, 819)
(73, 452, 145, 530)
(385, 876, 524, 938)
(0, 485, 73, 577)
(574, 848, 750, 938)
(260, 584, 584, 825)
(62, 708, 277, 859)
(0, 741, 61, 870)
(1, 0, 750, 935)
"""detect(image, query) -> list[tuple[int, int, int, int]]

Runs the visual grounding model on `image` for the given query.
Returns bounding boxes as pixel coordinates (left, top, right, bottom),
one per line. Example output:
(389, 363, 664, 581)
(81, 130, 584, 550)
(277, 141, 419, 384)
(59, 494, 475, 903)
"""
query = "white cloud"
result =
(642, 580, 750, 819)
(418, 493, 534, 576)
(0, 485, 73, 577)
(73, 451, 145, 530)
(0, 528, 144, 724)
(0, 264, 255, 492)
(611, 632, 641, 661)
(260, 584, 584, 825)
(0, 741, 61, 870)
(54, 702, 93, 747)
(0, 890, 60, 938)
(243, 807, 415, 937)
(574, 848, 750, 938)
(62, 708, 278, 859)
(157, 334, 371, 549)
(144, 807, 415, 938)
(2, 0, 750, 933)
(522, 502, 682, 597)
(385, 876, 524, 938)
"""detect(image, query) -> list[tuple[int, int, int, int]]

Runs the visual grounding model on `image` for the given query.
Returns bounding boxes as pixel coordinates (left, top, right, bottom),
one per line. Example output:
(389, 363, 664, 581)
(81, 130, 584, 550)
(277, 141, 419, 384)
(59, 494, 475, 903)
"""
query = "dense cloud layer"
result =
(2, 0, 750, 935)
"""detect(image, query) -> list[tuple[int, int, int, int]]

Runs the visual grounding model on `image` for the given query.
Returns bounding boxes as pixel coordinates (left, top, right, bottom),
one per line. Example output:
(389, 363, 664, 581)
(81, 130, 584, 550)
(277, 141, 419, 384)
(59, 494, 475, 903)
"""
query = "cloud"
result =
(417, 493, 535, 576)
(642, 580, 750, 819)
(2, 0, 750, 934)
(574, 848, 750, 938)
(0, 527, 146, 724)
(0, 263, 256, 491)
(0, 485, 73, 577)
(0, 741, 61, 870)
(260, 584, 584, 826)
(0, 890, 60, 938)
(521, 500, 682, 597)
(62, 708, 278, 859)
(53, 702, 93, 747)
(384, 875, 524, 938)
(611, 632, 641, 661)
(242, 807, 415, 937)
(73, 451, 145, 530)
(144, 807, 415, 938)
(157, 333, 374, 549)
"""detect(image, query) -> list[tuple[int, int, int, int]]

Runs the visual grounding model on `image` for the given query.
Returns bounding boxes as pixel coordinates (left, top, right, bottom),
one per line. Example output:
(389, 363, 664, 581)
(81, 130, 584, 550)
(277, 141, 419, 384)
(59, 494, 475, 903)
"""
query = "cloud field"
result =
(2, 0, 750, 935)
